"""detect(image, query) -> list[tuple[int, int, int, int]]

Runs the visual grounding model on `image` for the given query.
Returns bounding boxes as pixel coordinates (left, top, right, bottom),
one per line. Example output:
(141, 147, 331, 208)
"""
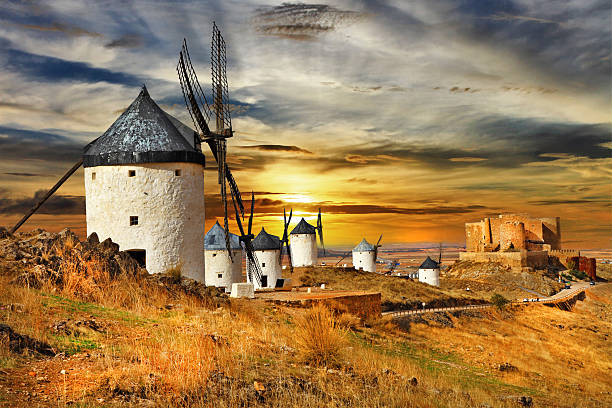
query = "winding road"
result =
(383, 281, 594, 318)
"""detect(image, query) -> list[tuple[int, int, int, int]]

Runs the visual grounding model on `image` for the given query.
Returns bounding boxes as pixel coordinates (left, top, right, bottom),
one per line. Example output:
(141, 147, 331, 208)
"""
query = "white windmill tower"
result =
(418, 256, 440, 286)
(204, 221, 242, 291)
(290, 209, 325, 267)
(248, 228, 282, 289)
(82, 86, 206, 281)
(352, 234, 382, 273)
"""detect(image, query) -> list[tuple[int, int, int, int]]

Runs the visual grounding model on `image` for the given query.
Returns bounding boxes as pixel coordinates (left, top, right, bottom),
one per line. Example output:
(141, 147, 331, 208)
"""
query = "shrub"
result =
(165, 264, 183, 284)
(491, 293, 510, 311)
(294, 303, 347, 366)
(569, 269, 587, 280)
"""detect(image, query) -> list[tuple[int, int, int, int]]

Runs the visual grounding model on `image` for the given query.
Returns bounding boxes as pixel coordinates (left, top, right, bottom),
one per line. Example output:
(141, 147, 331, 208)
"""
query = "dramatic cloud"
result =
(14, 22, 102, 37)
(2, 49, 142, 86)
(253, 3, 364, 40)
(238, 144, 313, 154)
(0, 190, 84, 215)
(3, 172, 44, 177)
(105, 34, 144, 48)
(0, 126, 82, 163)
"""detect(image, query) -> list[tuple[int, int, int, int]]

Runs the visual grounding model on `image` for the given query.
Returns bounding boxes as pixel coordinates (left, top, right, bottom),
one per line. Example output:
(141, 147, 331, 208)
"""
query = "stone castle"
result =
(465, 214, 561, 253)
(460, 213, 596, 279)
(461, 214, 571, 270)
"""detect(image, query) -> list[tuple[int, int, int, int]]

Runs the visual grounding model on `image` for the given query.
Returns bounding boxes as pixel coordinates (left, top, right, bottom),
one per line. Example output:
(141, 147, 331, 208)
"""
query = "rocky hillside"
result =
(443, 260, 564, 298)
(0, 227, 227, 307)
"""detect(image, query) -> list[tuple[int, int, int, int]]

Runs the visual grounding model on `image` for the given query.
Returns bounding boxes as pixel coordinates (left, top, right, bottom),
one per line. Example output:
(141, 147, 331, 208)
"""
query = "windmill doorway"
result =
(127, 249, 146, 268)
(261, 275, 268, 288)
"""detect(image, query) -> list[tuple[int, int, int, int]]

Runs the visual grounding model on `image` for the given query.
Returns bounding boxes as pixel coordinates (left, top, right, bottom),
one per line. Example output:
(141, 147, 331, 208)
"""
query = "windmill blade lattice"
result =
(316, 208, 325, 256)
(279, 208, 294, 273)
(374, 234, 383, 260)
(177, 25, 262, 283)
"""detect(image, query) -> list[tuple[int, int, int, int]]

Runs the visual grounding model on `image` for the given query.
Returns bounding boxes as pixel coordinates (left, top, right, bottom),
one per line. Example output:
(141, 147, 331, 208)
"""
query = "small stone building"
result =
(248, 228, 282, 290)
(204, 221, 242, 292)
(352, 238, 376, 272)
(290, 218, 318, 267)
(83, 86, 205, 281)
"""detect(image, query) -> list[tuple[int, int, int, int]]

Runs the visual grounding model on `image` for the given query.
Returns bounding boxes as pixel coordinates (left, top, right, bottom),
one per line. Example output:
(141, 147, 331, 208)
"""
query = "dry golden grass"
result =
(294, 303, 347, 366)
(1, 252, 610, 407)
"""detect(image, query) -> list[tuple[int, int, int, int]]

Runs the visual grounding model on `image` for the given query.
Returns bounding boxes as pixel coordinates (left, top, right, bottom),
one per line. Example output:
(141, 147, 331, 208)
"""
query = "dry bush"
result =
(165, 263, 183, 284)
(337, 312, 362, 330)
(294, 303, 347, 366)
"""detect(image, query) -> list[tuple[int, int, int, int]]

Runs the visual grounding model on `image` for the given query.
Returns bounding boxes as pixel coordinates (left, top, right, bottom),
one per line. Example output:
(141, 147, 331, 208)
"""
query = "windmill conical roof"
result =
(83, 86, 204, 167)
(419, 256, 439, 269)
(204, 221, 241, 250)
(290, 218, 316, 235)
(352, 238, 375, 252)
(252, 227, 281, 251)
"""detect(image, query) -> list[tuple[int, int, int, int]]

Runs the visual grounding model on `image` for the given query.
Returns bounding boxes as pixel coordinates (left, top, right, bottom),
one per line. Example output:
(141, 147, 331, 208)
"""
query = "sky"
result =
(0, 0, 610, 249)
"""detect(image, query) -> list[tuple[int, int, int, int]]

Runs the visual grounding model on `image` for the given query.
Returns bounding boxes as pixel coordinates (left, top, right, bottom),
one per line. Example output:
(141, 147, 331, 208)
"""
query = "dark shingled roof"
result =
(290, 218, 316, 235)
(204, 221, 241, 250)
(352, 238, 375, 252)
(419, 256, 439, 269)
(252, 227, 281, 251)
(83, 86, 205, 167)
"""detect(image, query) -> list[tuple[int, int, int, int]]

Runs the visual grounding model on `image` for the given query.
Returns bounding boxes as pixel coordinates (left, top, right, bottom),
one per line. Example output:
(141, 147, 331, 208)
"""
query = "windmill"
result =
(279, 208, 294, 274)
(316, 208, 325, 256)
(177, 23, 264, 286)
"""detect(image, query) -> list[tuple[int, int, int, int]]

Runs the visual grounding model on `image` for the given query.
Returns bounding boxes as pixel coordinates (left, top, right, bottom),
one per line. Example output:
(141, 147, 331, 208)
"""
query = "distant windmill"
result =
(279, 208, 294, 273)
(352, 234, 381, 273)
(177, 23, 264, 286)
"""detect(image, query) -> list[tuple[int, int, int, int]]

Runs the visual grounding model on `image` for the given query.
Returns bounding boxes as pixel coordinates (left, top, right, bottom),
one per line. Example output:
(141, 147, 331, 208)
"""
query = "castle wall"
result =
(500, 221, 525, 250)
(205, 249, 242, 292)
(84, 162, 205, 281)
(352, 250, 376, 272)
(290, 233, 317, 267)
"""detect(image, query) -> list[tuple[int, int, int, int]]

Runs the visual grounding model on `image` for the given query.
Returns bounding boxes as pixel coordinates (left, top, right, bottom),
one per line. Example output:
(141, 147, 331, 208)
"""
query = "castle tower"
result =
(290, 218, 317, 267)
(418, 256, 440, 287)
(204, 221, 242, 292)
(352, 238, 376, 272)
(83, 86, 205, 281)
(248, 228, 282, 290)
(500, 221, 526, 250)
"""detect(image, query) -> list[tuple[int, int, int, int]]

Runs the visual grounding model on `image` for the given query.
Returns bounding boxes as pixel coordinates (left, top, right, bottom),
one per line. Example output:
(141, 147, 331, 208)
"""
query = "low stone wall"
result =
(459, 250, 549, 269)
(320, 293, 382, 318)
(264, 292, 382, 318)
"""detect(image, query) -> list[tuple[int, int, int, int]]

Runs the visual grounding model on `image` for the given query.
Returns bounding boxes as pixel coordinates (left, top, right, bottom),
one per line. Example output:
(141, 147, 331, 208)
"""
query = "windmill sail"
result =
(317, 208, 325, 255)
(279, 208, 294, 273)
(177, 25, 263, 285)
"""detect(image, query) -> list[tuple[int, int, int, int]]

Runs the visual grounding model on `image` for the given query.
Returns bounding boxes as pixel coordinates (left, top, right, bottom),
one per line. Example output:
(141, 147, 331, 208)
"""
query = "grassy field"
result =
(0, 260, 610, 407)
